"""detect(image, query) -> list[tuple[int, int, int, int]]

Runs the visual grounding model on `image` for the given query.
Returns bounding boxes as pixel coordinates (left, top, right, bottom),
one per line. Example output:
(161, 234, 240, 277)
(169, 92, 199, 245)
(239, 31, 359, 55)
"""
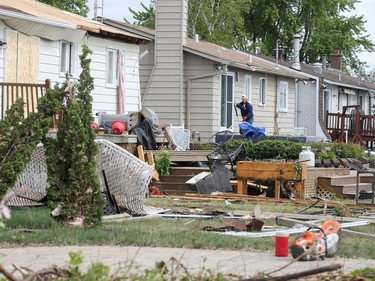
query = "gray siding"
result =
(143, 0, 188, 126)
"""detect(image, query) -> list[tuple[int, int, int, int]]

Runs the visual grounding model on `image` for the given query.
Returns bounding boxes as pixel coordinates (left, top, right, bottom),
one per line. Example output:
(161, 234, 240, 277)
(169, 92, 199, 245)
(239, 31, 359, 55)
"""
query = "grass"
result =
(1, 201, 375, 260)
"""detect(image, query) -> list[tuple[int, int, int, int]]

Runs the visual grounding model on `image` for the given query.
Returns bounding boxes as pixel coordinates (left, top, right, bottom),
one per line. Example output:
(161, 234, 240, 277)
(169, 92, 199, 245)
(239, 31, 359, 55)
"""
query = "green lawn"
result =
(1, 199, 375, 260)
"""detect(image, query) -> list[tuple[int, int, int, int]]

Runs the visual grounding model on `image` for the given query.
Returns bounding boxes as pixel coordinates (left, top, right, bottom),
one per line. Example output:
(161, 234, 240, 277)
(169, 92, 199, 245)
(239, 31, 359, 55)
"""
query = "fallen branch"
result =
(242, 263, 342, 281)
(0, 264, 20, 281)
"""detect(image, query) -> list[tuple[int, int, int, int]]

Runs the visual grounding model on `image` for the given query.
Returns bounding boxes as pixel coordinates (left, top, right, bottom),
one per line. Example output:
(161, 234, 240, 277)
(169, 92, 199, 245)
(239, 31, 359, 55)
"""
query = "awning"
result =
(342, 88, 357, 95)
(0, 10, 86, 43)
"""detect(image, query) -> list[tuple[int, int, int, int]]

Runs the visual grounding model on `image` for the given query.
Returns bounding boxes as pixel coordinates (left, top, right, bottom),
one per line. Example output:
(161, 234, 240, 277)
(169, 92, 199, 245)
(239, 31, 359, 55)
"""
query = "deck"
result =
(326, 105, 375, 148)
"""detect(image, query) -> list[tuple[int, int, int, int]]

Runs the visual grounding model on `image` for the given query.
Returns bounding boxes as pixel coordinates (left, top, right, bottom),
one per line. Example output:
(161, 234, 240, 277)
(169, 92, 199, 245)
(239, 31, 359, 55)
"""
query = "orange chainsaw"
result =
(290, 219, 341, 261)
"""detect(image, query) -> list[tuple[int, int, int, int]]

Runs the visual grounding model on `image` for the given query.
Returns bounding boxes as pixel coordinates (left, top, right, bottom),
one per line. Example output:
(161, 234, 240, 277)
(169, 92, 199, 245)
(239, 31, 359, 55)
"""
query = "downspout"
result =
(187, 72, 220, 130)
(142, 62, 157, 105)
(179, 1, 184, 126)
(274, 75, 279, 134)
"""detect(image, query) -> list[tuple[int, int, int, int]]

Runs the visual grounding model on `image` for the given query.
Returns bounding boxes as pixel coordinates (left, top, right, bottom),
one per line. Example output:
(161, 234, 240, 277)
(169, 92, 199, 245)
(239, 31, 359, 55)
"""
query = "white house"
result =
(0, 0, 150, 119)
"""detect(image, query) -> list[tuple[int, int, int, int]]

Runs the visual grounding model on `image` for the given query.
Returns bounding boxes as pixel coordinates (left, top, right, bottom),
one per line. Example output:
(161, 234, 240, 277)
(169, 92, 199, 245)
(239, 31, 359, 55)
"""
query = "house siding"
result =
(142, 0, 187, 126)
(185, 53, 218, 142)
(38, 36, 141, 117)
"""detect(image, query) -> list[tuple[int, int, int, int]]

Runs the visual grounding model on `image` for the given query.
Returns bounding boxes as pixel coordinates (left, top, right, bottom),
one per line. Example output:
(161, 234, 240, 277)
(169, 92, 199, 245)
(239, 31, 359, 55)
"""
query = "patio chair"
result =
(206, 130, 245, 171)
(165, 125, 190, 151)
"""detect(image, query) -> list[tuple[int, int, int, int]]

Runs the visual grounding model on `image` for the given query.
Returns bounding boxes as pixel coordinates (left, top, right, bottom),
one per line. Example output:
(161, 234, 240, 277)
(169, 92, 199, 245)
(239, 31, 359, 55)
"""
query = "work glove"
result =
(243, 116, 247, 121)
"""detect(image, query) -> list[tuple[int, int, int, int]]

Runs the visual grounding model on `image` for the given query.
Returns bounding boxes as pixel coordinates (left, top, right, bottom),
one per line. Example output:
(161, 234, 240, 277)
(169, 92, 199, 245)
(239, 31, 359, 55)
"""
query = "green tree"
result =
(130, 0, 374, 75)
(46, 45, 103, 227)
(0, 89, 65, 199)
(37, 0, 89, 17)
(127, 1, 155, 28)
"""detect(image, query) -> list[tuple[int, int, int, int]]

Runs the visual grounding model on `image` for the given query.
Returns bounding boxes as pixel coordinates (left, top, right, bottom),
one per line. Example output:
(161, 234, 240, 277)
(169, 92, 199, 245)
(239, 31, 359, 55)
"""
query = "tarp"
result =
(239, 122, 266, 141)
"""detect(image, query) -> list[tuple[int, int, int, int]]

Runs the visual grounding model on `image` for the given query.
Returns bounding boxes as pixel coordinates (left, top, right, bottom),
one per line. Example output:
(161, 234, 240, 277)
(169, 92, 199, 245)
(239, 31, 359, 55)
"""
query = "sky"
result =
(87, 0, 375, 69)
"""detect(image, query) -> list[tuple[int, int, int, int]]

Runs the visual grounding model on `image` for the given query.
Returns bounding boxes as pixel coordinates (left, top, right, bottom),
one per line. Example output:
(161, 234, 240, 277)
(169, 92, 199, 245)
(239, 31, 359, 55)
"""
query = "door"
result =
(220, 74, 234, 130)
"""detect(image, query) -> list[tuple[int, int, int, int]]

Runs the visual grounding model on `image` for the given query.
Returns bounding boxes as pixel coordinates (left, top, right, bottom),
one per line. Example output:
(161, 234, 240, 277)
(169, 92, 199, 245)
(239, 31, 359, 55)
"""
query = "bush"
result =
(331, 142, 366, 159)
(251, 140, 303, 160)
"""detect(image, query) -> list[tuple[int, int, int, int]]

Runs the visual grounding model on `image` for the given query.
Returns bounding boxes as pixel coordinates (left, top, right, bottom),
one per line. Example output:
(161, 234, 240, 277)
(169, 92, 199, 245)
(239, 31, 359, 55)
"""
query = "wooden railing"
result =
(326, 105, 375, 146)
(0, 79, 51, 119)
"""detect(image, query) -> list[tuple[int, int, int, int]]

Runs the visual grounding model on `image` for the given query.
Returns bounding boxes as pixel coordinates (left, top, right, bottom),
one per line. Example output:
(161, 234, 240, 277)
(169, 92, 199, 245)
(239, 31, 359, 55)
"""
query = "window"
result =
(220, 74, 234, 129)
(106, 48, 117, 86)
(279, 81, 288, 111)
(259, 77, 266, 105)
(106, 48, 125, 88)
(323, 89, 331, 120)
(244, 75, 252, 101)
(60, 41, 77, 75)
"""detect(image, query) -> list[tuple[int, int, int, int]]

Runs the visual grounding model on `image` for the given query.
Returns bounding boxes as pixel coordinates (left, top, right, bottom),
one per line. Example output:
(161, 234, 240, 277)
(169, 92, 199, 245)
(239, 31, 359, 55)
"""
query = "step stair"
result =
(155, 166, 211, 195)
(317, 171, 374, 200)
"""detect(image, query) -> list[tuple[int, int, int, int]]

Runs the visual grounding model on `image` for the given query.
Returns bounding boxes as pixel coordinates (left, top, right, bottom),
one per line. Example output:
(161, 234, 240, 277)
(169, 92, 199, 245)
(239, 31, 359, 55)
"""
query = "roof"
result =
(0, 0, 149, 43)
(255, 53, 375, 92)
(103, 19, 308, 80)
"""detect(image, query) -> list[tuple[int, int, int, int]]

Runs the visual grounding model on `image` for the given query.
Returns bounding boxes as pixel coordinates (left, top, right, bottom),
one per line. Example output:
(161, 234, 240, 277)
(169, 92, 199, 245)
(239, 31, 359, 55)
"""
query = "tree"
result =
(127, 1, 155, 28)
(130, 0, 374, 76)
(0, 88, 65, 199)
(37, 0, 89, 17)
(46, 45, 103, 228)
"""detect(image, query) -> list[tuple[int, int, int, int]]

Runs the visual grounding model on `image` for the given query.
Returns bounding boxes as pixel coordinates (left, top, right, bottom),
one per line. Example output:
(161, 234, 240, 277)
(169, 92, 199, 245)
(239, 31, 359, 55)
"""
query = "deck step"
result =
(154, 182, 197, 195)
(169, 166, 211, 176)
(321, 174, 374, 185)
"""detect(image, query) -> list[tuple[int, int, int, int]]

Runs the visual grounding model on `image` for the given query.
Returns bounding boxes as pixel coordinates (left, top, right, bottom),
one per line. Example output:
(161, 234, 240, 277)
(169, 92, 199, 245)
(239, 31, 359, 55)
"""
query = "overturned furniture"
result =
(8, 140, 153, 214)
(236, 161, 307, 199)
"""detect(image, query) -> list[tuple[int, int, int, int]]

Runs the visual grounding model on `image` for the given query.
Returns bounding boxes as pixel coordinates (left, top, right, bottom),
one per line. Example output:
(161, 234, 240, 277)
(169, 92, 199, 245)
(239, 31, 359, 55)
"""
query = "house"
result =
(286, 42, 375, 142)
(104, 0, 310, 142)
(0, 0, 150, 120)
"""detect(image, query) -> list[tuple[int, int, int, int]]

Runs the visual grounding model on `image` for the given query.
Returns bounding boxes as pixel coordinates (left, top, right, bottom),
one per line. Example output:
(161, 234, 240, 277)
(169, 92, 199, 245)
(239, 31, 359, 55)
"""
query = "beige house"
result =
(105, 0, 308, 142)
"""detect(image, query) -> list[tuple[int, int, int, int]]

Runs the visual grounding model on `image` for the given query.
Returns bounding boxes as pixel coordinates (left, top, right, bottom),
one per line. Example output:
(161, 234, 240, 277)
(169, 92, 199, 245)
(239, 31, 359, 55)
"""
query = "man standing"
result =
(236, 95, 254, 124)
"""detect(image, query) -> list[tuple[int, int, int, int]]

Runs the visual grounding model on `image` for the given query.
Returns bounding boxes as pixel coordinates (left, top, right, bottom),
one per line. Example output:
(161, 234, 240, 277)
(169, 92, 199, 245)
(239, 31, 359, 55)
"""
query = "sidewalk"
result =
(0, 246, 374, 278)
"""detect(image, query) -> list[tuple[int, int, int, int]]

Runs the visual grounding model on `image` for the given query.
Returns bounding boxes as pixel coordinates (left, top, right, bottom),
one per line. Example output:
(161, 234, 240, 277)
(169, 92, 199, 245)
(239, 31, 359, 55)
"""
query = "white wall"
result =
(38, 35, 141, 117)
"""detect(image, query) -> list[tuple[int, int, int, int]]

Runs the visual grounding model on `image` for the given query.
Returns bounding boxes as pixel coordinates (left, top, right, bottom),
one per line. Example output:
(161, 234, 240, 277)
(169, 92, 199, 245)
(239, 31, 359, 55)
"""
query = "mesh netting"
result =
(7, 140, 153, 214)
(167, 126, 190, 151)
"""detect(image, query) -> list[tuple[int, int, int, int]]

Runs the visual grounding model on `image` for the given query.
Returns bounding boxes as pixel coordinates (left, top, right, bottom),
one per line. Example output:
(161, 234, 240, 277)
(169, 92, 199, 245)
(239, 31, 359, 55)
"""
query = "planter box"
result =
(236, 161, 307, 199)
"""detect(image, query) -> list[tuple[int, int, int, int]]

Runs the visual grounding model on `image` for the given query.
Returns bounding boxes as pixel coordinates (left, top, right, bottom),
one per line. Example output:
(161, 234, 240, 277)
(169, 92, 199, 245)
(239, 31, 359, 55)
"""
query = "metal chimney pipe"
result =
(291, 34, 301, 70)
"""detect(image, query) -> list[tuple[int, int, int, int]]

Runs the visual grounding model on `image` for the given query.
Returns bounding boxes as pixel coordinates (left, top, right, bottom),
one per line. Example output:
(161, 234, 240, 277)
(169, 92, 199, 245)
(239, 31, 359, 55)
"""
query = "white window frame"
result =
(106, 48, 117, 88)
(279, 81, 288, 112)
(244, 75, 252, 101)
(259, 77, 266, 106)
(60, 41, 77, 76)
(220, 73, 234, 130)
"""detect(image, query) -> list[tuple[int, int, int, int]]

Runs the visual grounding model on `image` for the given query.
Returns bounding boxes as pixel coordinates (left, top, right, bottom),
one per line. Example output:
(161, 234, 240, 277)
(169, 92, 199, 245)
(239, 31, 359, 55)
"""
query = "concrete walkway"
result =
(0, 246, 374, 279)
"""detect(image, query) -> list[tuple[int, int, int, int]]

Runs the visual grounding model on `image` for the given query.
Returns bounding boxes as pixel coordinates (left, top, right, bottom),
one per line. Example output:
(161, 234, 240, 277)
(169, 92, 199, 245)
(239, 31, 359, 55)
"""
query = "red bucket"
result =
(111, 120, 127, 135)
(91, 122, 99, 130)
(275, 231, 289, 257)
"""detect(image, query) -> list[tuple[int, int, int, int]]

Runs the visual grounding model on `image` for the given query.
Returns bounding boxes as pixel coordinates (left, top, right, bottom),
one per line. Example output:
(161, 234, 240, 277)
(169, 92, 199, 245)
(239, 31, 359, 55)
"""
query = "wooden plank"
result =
(236, 161, 307, 181)
(146, 150, 212, 162)
(137, 145, 145, 162)
(147, 151, 160, 181)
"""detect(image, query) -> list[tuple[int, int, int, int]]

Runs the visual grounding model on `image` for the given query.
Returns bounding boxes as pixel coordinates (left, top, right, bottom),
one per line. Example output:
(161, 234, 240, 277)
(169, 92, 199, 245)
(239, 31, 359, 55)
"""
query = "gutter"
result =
(0, 9, 75, 29)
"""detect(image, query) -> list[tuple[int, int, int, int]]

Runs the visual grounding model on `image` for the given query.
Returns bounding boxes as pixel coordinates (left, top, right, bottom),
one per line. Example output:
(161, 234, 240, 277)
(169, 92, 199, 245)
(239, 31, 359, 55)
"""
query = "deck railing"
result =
(326, 105, 375, 146)
(0, 79, 51, 119)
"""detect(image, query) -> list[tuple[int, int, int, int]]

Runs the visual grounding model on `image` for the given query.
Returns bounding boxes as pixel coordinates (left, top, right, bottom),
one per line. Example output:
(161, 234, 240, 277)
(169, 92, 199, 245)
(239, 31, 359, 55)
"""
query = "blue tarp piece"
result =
(239, 122, 266, 141)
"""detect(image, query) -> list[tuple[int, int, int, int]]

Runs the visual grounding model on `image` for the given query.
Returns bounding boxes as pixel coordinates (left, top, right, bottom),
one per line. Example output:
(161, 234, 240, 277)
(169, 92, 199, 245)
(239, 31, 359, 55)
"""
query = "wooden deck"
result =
(326, 105, 375, 147)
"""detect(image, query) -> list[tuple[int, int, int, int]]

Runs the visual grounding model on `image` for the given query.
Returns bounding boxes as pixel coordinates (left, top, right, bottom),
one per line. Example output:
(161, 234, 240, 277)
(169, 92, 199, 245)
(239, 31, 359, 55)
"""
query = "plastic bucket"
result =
(111, 120, 126, 135)
(91, 122, 99, 130)
(275, 231, 289, 257)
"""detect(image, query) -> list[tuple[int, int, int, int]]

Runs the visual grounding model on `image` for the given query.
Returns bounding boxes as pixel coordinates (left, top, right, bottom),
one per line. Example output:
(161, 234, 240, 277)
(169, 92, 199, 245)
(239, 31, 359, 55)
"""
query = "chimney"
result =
(313, 63, 322, 75)
(322, 55, 327, 68)
(330, 48, 343, 70)
(291, 34, 301, 70)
